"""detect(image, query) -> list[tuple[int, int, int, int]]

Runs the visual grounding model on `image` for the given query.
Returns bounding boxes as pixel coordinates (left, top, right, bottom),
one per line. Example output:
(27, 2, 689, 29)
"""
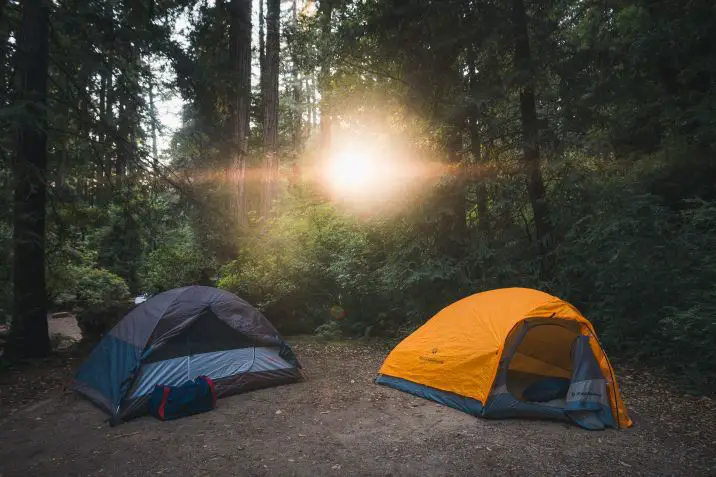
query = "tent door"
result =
(563, 336, 614, 429)
(483, 320, 616, 429)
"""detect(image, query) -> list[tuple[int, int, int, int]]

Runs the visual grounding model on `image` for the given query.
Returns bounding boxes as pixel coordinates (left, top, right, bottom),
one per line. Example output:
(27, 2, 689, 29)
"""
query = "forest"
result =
(1, 0, 714, 392)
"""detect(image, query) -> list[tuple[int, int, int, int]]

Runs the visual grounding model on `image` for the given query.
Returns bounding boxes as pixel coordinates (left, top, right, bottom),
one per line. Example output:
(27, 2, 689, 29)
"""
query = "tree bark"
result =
(97, 70, 107, 189)
(291, 0, 301, 149)
(230, 0, 251, 226)
(513, 0, 550, 252)
(467, 46, 489, 237)
(443, 117, 467, 248)
(116, 102, 127, 187)
(318, 2, 333, 155)
(261, 0, 280, 218)
(308, 75, 316, 131)
(0, 0, 10, 100)
(103, 67, 114, 189)
(10, 0, 50, 358)
(258, 0, 266, 132)
(149, 80, 159, 172)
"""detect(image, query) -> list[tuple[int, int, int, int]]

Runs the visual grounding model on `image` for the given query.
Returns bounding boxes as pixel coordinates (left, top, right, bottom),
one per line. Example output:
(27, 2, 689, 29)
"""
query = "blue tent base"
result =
(376, 374, 616, 430)
(375, 375, 483, 416)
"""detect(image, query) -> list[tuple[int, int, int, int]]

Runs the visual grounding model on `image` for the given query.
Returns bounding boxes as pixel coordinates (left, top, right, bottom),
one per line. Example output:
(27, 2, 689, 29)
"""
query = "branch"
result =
(336, 57, 411, 87)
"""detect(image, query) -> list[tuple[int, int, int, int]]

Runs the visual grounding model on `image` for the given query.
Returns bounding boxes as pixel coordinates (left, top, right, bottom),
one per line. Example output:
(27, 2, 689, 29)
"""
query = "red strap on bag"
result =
(158, 386, 171, 420)
(201, 376, 218, 406)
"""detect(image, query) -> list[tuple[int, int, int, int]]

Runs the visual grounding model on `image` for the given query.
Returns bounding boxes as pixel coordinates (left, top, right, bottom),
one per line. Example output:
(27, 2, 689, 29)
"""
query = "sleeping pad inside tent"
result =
(74, 286, 302, 424)
(376, 287, 632, 430)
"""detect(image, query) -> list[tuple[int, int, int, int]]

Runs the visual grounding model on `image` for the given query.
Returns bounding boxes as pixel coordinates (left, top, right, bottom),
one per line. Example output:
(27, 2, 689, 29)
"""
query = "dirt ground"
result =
(0, 336, 714, 476)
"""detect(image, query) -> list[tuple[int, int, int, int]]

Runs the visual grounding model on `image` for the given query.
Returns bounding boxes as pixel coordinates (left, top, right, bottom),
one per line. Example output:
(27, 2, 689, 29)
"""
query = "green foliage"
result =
(221, 155, 716, 391)
(47, 233, 131, 318)
(142, 230, 218, 294)
(1, 0, 713, 393)
(314, 321, 342, 340)
(543, 159, 716, 389)
(49, 257, 132, 341)
(96, 208, 145, 294)
(51, 264, 130, 312)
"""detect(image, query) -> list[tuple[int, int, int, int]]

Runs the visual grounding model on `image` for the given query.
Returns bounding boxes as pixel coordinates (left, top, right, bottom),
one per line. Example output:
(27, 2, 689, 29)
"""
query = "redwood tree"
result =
(512, 0, 551, 253)
(230, 0, 252, 225)
(261, 0, 280, 218)
(10, 0, 51, 357)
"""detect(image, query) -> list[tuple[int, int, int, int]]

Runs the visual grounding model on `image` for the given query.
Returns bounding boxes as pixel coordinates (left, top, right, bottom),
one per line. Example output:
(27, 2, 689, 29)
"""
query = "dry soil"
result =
(0, 337, 714, 476)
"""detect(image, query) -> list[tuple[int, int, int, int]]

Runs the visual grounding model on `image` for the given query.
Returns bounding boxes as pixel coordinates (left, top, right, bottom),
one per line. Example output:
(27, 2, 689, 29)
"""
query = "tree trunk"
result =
(261, 0, 280, 218)
(103, 67, 114, 189)
(467, 46, 489, 237)
(10, 0, 50, 358)
(116, 102, 127, 188)
(76, 61, 92, 201)
(97, 70, 107, 189)
(0, 0, 10, 100)
(318, 2, 333, 155)
(444, 118, 467, 247)
(258, 0, 266, 132)
(513, 0, 550, 252)
(291, 0, 301, 149)
(308, 75, 316, 131)
(149, 81, 159, 171)
(230, 0, 251, 226)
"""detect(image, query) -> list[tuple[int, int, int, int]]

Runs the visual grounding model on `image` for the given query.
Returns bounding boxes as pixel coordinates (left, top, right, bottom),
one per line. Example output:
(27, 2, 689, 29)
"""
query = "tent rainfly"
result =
(376, 287, 631, 430)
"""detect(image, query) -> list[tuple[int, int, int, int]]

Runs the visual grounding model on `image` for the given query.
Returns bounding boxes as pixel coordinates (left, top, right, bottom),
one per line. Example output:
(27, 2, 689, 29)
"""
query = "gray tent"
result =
(74, 286, 302, 424)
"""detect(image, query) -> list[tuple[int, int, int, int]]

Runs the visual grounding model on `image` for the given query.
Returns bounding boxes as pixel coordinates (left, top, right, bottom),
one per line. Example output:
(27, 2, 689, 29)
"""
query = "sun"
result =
(324, 141, 383, 197)
(326, 148, 378, 192)
(320, 130, 430, 208)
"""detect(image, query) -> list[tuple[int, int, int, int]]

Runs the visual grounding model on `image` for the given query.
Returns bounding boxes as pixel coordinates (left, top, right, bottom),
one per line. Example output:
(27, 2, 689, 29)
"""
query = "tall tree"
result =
(290, 0, 301, 149)
(0, 0, 11, 101)
(512, 0, 550, 253)
(317, 1, 333, 155)
(308, 75, 316, 131)
(258, 0, 266, 132)
(467, 44, 489, 238)
(229, 0, 252, 225)
(260, 0, 280, 218)
(10, 0, 51, 357)
(149, 79, 159, 171)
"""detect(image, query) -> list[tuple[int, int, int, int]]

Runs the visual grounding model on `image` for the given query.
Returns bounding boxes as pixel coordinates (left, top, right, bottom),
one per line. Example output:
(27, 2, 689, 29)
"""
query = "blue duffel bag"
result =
(147, 375, 217, 421)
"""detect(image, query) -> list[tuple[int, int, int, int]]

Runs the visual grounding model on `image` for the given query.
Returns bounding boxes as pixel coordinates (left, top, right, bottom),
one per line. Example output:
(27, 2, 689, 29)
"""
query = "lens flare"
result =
(325, 145, 380, 194)
(319, 126, 448, 209)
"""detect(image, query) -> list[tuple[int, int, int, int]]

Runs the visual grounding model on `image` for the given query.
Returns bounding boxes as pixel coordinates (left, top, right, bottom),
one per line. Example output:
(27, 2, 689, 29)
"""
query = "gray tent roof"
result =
(109, 286, 285, 353)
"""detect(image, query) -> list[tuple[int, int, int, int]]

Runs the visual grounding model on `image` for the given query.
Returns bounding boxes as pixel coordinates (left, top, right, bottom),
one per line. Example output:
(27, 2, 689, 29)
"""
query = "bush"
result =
(50, 264, 131, 341)
(141, 237, 218, 295)
(314, 321, 342, 340)
(76, 301, 134, 342)
(218, 157, 716, 391)
(546, 159, 716, 390)
(218, 192, 486, 336)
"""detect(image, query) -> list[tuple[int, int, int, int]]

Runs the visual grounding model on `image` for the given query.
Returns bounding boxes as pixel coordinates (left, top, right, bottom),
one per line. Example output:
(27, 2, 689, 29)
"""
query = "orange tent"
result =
(376, 288, 631, 429)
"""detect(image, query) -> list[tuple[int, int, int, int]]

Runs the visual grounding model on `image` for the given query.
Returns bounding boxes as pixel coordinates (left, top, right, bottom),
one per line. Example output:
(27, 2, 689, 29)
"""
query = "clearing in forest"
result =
(0, 337, 714, 476)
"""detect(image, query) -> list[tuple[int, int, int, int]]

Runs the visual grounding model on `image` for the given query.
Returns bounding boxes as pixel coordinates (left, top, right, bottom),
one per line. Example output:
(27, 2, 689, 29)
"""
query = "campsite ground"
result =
(0, 336, 714, 476)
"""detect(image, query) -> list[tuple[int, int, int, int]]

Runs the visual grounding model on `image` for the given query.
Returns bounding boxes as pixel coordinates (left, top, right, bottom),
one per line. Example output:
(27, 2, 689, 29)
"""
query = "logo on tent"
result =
(420, 347, 444, 364)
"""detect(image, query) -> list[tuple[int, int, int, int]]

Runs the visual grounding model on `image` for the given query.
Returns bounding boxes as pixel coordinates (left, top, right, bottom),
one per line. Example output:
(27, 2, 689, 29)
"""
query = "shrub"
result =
(218, 158, 716, 391)
(546, 159, 716, 390)
(50, 264, 131, 341)
(141, 241, 218, 295)
(314, 321, 342, 340)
